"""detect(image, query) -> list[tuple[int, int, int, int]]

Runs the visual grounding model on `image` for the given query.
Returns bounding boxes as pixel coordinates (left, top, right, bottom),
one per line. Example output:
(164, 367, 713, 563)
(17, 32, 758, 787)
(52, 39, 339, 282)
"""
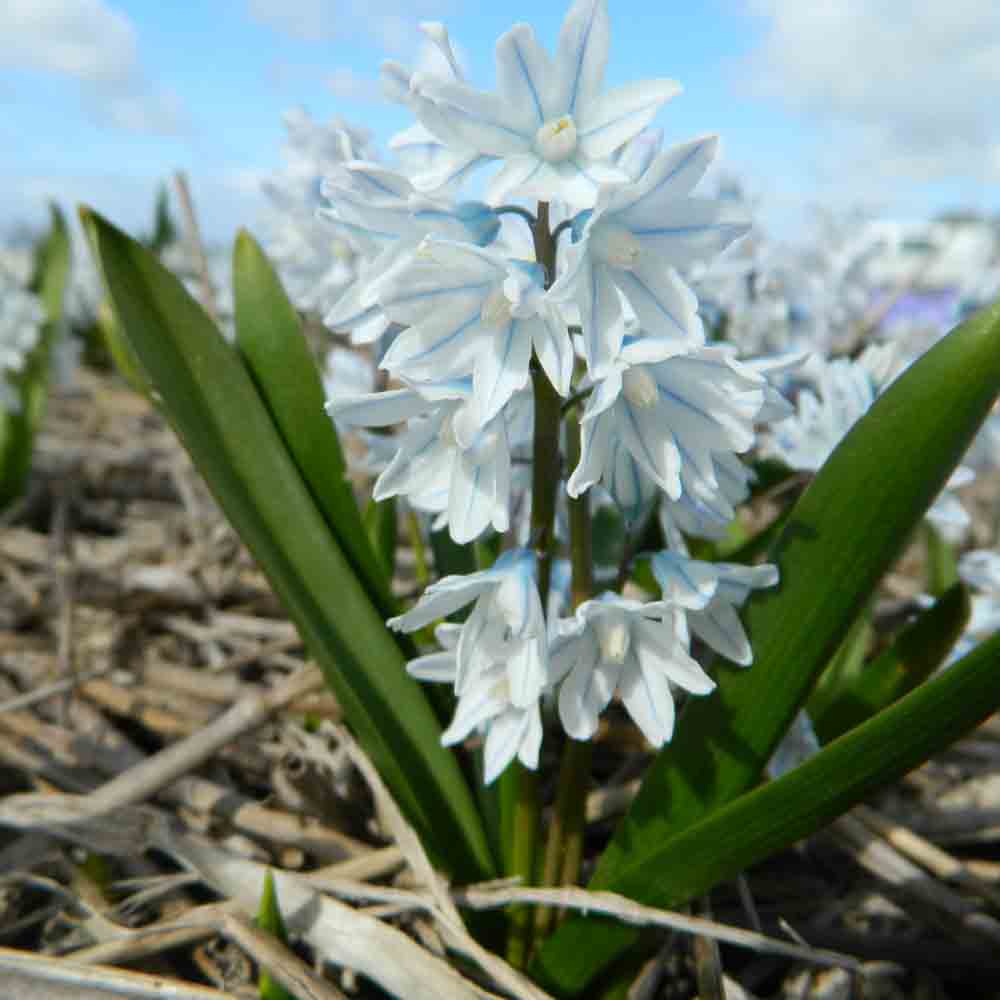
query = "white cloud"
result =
(0, 0, 184, 135)
(247, 0, 336, 42)
(325, 67, 380, 102)
(745, 1, 1000, 186)
(247, 0, 456, 49)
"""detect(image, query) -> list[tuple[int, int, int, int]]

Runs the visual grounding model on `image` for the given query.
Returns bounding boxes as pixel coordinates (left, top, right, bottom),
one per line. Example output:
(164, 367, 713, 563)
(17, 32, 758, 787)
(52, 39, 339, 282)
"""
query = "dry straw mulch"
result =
(1, 367, 999, 999)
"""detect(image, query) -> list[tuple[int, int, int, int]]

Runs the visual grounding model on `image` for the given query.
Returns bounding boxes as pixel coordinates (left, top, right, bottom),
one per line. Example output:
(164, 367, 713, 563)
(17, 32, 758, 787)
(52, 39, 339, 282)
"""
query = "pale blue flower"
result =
(549, 135, 749, 372)
(568, 339, 765, 503)
(408, 0, 680, 207)
(551, 592, 714, 747)
(320, 164, 499, 344)
(650, 553, 778, 666)
(376, 239, 573, 424)
(261, 109, 373, 316)
(408, 623, 544, 784)
(660, 452, 757, 541)
(382, 23, 494, 194)
(326, 379, 511, 544)
(767, 711, 820, 779)
(763, 348, 974, 541)
(0, 266, 44, 413)
(593, 418, 756, 535)
(956, 550, 1000, 658)
(390, 549, 548, 708)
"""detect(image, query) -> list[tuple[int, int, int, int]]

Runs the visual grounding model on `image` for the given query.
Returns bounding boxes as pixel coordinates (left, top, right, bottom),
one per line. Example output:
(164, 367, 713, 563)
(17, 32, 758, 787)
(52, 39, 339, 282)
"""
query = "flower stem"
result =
(530, 363, 562, 603)
(504, 202, 562, 968)
(502, 763, 540, 969)
(494, 204, 538, 228)
(535, 406, 594, 941)
(528, 201, 562, 605)
(406, 509, 430, 588)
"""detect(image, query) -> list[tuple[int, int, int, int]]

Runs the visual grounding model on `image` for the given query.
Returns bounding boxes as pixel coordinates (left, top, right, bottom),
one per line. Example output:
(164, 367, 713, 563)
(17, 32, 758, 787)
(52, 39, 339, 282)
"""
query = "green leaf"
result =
(256, 871, 296, 1000)
(81, 208, 494, 882)
(146, 184, 178, 255)
(232, 230, 394, 620)
(805, 607, 873, 735)
(29, 205, 72, 316)
(810, 584, 970, 743)
(591, 506, 625, 568)
(96, 298, 154, 398)
(535, 628, 1000, 995)
(533, 300, 1000, 992)
(924, 522, 959, 596)
(430, 526, 477, 579)
(0, 204, 71, 508)
(364, 496, 397, 582)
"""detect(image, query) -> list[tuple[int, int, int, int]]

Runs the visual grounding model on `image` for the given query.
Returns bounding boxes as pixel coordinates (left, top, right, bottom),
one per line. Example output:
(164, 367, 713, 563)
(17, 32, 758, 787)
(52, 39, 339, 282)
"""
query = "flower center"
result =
(622, 367, 658, 409)
(480, 286, 513, 329)
(535, 116, 578, 163)
(596, 617, 631, 664)
(591, 222, 641, 270)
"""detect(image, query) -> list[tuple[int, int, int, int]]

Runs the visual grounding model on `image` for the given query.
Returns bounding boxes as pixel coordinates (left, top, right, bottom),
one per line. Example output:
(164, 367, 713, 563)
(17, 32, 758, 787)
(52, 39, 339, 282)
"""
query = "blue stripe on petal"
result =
(567, 0, 599, 115)
(577, 98, 666, 143)
(408, 312, 483, 363)
(618, 142, 708, 213)
(511, 35, 545, 126)
(615, 270, 688, 337)
(386, 281, 493, 308)
(446, 102, 532, 143)
(656, 383, 717, 430)
(630, 223, 749, 240)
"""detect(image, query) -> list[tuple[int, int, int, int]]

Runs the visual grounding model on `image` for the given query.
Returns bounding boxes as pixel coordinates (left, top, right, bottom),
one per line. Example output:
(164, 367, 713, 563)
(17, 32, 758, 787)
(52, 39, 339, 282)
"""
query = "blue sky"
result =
(3, 1, 1000, 245)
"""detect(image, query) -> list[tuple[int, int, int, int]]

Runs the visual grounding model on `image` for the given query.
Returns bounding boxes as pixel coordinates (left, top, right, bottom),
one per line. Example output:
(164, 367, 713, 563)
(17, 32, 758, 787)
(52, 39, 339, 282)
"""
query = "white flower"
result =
(660, 452, 757, 541)
(568, 338, 765, 503)
(408, 0, 680, 207)
(321, 164, 500, 344)
(650, 552, 778, 666)
(260, 109, 375, 316)
(390, 549, 548, 708)
(549, 135, 749, 372)
(762, 349, 974, 541)
(408, 623, 543, 784)
(0, 266, 45, 412)
(376, 239, 573, 424)
(551, 592, 714, 747)
(326, 379, 511, 544)
(761, 353, 877, 472)
(382, 23, 493, 194)
(956, 550, 1000, 657)
(260, 112, 368, 316)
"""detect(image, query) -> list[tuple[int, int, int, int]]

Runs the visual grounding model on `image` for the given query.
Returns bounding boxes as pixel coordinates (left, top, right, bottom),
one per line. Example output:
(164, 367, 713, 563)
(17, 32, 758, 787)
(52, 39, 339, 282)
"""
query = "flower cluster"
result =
(261, 109, 376, 317)
(0, 264, 45, 413)
(322, 1, 783, 781)
(761, 345, 975, 543)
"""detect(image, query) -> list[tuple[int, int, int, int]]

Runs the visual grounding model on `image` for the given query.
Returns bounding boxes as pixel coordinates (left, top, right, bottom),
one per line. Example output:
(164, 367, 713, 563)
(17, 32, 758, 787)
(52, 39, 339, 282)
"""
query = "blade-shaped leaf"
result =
(256, 871, 296, 1000)
(81, 208, 494, 881)
(232, 230, 394, 619)
(810, 583, 970, 743)
(924, 522, 959, 596)
(805, 607, 873, 735)
(364, 497, 398, 583)
(534, 300, 1000, 991)
(534, 628, 1000, 995)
